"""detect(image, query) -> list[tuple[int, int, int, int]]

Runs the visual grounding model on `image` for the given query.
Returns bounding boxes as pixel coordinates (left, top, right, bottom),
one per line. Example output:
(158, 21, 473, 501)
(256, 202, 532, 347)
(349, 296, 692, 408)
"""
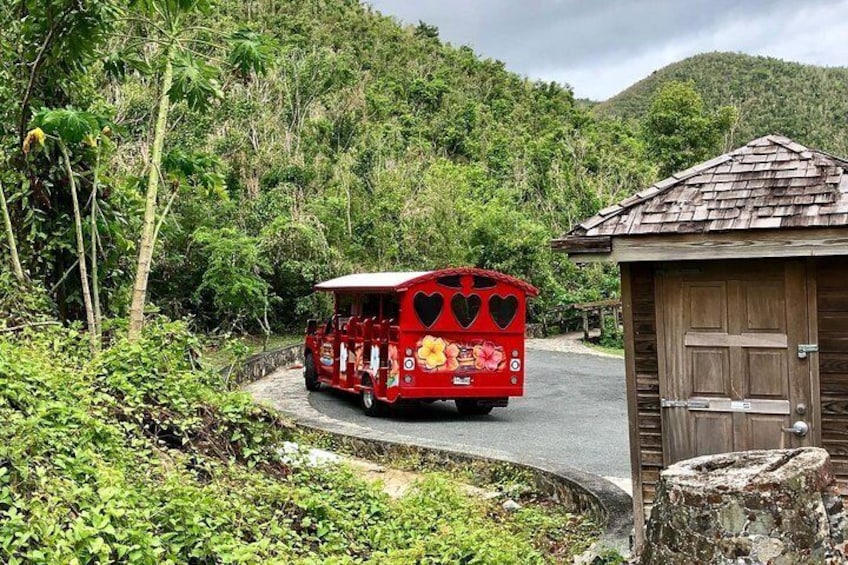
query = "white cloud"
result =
(366, 0, 848, 100)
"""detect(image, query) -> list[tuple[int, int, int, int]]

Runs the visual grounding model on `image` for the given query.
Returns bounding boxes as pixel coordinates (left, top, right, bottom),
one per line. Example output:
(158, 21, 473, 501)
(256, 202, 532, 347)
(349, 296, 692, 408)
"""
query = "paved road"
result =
(308, 348, 631, 483)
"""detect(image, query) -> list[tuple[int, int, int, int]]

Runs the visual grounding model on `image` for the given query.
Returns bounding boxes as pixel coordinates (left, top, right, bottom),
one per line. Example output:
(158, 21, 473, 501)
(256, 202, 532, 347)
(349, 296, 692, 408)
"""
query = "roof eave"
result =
(557, 227, 848, 264)
(550, 235, 612, 255)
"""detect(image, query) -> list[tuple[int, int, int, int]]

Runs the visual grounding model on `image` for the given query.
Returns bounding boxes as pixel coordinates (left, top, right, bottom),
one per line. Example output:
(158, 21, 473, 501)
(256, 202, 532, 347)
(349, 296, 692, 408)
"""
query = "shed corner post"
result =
(805, 258, 822, 449)
(621, 262, 647, 551)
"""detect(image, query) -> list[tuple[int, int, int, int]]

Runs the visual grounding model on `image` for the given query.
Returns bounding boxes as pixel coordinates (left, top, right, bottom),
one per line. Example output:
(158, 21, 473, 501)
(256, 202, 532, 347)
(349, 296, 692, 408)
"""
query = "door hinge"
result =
(798, 344, 818, 359)
(661, 398, 710, 409)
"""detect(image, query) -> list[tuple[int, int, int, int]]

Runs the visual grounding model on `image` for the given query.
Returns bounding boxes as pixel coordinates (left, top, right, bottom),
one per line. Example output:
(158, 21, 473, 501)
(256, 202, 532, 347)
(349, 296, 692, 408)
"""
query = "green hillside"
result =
(596, 52, 848, 156)
(137, 0, 654, 323)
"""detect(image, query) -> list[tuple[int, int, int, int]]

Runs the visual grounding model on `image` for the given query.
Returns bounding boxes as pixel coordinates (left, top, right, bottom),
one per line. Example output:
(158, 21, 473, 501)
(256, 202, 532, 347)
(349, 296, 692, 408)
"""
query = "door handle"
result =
(781, 421, 809, 437)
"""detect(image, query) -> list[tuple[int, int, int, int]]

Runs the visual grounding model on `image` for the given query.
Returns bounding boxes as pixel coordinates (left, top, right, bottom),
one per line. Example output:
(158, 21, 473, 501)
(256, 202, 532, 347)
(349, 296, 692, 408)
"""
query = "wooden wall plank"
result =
(819, 313, 848, 333)
(817, 288, 848, 311)
(806, 258, 824, 449)
(816, 257, 848, 491)
(821, 355, 848, 374)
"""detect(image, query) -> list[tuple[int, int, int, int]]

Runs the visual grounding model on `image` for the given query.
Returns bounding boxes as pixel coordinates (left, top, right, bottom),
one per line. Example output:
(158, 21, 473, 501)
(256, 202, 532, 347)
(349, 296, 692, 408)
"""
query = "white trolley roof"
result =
(313, 268, 539, 296)
(314, 272, 431, 292)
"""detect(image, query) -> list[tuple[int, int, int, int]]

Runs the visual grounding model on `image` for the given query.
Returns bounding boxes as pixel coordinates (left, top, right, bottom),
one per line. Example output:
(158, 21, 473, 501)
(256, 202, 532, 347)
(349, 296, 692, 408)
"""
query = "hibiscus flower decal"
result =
(387, 344, 400, 387)
(417, 335, 447, 369)
(445, 342, 460, 371)
(354, 344, 365, 371)
(388, 344, 400, 376)
(473, 341, 505, 371)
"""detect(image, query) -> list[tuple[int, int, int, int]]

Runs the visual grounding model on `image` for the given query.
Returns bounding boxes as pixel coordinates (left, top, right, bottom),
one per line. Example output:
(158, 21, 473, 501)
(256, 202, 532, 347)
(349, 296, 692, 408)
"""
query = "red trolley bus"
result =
(303, 268, 538, 416)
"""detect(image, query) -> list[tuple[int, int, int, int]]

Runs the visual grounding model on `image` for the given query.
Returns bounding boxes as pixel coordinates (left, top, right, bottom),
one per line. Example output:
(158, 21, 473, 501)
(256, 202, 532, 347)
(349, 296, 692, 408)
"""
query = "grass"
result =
(293, 427, 628, 561)
(585, 342, 625, 357)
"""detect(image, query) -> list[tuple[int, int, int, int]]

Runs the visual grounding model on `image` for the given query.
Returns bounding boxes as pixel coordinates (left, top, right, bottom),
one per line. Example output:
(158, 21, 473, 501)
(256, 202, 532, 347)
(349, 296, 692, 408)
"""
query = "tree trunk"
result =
(60, 142, 98, 353)
(128, 52, 174, 341)
(0, 180, 24, 281)
(90, 154, 102, 341)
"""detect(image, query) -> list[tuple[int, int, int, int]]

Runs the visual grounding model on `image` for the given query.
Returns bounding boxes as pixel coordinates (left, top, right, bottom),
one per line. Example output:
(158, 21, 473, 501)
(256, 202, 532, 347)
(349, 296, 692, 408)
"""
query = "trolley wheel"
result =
(360, 376, 386, 417)
(455, 399, 494, 416)
(304, 355, 320, 391)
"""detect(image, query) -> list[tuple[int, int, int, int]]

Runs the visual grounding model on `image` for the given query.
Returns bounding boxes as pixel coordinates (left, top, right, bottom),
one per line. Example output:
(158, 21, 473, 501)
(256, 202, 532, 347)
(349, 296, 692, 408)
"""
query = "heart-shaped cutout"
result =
(437, 275, 462, 289)
(451, 293, 481, 328)
(489, 295, 518, 329)
(413, 292, 443, 327)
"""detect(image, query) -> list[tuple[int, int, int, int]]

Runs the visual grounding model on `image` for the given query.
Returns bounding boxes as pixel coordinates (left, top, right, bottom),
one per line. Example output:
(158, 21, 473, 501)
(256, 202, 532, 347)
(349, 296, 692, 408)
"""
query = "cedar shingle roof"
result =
(561, 135, 848, 241)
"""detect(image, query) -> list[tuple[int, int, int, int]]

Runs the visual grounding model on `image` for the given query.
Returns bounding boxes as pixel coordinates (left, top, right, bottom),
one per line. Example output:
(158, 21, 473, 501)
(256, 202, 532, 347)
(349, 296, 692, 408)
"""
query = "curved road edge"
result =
(242, 358, 633, 553)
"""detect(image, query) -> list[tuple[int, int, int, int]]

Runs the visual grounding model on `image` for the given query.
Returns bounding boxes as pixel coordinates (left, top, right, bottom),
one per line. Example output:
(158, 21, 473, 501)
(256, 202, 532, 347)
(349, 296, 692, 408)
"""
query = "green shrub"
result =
(599, 314, 624, 350)
(0, 271, 54, 327)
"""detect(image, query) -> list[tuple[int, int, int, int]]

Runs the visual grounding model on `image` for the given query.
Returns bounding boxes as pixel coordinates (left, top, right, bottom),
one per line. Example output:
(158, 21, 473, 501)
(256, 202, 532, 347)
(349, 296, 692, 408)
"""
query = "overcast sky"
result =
(365, 0, 848, 100)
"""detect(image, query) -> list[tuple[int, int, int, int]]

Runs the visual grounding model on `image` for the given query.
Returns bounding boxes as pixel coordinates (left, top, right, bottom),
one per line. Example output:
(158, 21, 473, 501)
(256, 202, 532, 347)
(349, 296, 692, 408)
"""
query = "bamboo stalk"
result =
(0, 180, 24, 281)
(90, 151, 103, 342)
(59, 141, 98, 354)
(128, 48, 174, 341)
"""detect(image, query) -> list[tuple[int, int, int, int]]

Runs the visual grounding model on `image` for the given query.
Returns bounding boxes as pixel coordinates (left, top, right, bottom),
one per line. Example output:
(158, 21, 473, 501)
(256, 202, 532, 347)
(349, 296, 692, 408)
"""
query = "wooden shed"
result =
(552, 135, 848, 546)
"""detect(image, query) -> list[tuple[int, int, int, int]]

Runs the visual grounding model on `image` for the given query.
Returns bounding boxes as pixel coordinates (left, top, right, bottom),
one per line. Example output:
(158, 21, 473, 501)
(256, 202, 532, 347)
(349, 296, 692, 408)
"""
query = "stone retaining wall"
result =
(222, 344, 303, 385)
(525, 323, 545, 338)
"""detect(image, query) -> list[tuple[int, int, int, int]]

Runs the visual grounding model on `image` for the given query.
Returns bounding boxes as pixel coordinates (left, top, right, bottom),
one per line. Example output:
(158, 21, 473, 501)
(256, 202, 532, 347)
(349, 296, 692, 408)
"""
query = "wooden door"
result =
(657, 260, 814, 465)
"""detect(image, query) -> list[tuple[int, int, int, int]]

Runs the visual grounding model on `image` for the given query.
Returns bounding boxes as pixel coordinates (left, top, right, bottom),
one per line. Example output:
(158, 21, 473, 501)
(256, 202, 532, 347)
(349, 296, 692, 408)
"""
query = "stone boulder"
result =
(639, 448, 847, 564)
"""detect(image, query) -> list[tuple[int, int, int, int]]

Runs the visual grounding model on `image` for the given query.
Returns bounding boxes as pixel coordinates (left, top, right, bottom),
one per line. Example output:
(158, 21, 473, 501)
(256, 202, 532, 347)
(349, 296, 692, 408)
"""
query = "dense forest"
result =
(597, 52, 848, 157)
(1, 0, 663, 336)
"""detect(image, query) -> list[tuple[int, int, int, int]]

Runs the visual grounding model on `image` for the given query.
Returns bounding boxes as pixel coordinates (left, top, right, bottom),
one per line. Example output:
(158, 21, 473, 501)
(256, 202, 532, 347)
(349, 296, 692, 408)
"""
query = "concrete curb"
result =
(242, 355, 633, 553)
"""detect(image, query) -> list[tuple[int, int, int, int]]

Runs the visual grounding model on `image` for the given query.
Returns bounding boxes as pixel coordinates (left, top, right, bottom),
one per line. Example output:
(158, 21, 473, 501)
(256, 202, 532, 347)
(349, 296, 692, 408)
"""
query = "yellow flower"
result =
(83, 134, 98, 148)
(22, 127, 45, 155)
(417, 335, 447, 369)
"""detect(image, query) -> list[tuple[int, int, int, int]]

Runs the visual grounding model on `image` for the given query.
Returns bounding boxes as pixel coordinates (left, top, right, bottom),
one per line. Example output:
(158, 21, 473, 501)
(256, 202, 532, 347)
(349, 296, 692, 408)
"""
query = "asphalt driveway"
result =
(307, 347, 631, 486)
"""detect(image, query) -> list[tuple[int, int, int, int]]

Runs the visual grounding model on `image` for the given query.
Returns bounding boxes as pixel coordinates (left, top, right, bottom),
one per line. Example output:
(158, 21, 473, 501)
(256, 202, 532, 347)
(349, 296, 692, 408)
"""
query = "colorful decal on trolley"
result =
(370, 346, 380, 374)
(319, 342, 333, 366)
(340, 343, 382, 377)
(339, 342, 348, 372)
(415, 335, 506, 372)
(387, 345, 400, 388)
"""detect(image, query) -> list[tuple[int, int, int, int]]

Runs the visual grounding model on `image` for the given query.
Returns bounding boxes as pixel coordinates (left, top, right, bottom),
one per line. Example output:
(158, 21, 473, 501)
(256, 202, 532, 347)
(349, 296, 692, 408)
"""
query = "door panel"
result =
(745, 282, 785, 331)
(687, 282, 727, 330)
(659, 260, 812, 465)
(690, 348, 729, 395)
(742, 414, 789, 451)
(694, 412, 733, 457)
(745, 349, 788, 398)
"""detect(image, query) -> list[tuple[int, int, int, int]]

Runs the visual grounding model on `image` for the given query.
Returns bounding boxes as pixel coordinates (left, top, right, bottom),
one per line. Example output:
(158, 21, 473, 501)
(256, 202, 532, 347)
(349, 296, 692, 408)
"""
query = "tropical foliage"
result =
(642, 81, 736, 176)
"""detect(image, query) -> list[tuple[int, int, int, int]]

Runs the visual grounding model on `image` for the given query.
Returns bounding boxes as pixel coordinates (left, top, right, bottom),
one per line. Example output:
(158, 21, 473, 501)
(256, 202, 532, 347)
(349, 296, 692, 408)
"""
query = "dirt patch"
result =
(526, 331, 621, 358)
(344, 454, 499, 499)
